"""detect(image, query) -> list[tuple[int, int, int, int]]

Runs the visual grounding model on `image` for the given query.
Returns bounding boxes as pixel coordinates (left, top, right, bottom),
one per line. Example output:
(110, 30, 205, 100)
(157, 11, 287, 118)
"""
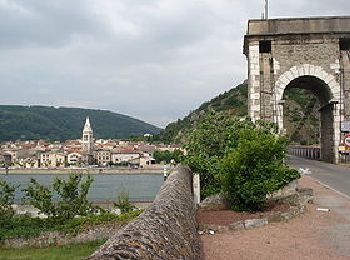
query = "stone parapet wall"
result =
(88, 166, 200, 260)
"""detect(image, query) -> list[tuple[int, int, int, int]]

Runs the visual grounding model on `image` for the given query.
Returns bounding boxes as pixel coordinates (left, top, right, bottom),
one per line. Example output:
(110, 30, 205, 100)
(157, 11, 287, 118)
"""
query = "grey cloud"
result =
(0, 0, 349, 127)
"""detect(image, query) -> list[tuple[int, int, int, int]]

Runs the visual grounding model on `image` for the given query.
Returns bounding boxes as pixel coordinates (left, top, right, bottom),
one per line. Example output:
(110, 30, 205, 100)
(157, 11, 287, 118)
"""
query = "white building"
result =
(67, 152, 83, 165)
(40, 152, 66, 168)
(111, 152, 140, 165)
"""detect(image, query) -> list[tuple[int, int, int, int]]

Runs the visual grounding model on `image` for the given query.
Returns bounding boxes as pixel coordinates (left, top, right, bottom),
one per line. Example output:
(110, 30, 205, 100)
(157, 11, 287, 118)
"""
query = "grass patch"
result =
(0, 240, 105, 260)
(0, 210, 143, 241)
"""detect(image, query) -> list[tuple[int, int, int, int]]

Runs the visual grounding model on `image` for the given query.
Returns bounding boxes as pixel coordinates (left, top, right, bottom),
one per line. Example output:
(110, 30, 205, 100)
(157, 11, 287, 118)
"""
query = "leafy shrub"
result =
(221, 125, 300, 211)
(185, 111, 252, 198)
(0, 210, 143, 241)
(24, 174, 94, 223)
(114, 189, 135, 214)
(153, 150, 184, 164)
(0, 180, 17, 229)
(184, 111, 300, 210)
(24, 179, 56, 217)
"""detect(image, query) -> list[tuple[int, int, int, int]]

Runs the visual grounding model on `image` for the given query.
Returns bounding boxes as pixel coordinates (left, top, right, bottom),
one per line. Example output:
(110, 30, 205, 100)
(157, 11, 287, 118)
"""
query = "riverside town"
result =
(0, 117, 182, 172)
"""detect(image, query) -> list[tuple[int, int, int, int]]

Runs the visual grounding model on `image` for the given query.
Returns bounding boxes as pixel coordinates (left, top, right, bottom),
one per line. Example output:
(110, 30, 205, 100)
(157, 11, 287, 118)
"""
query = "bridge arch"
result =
(273, 67, 342, 163)
(274, 64, 340, 103)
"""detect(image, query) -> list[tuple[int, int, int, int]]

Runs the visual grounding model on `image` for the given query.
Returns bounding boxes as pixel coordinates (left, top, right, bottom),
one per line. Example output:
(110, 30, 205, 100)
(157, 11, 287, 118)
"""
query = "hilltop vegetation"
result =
(159, 82, 319, 145)
(159, 82, 248, 144)
(0, 106, 160, 141)
(284, 88, 320, 145)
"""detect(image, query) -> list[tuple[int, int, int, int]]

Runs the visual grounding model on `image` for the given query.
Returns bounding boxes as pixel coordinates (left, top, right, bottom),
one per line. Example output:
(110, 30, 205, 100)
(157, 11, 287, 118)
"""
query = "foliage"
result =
(284, 88, 320, 144)
(0, 180, 17, 229)
(0, 176, 143, 242)
(221, 124, 300, 211)
(0, 105, 160, 141)
(184, 111, 251, 197)
(61, 210, 143, 232)
(24, 174, 94, 222)
(0, 240, 106, 260)
(24, 179, 56, 217)
(158, 82, 248, 144)
(157, 81, 319, 146)
(184, 111, 300, 211)
(53, 175, 94, 220)
(153, 150, 184, 164)
(114, 189, 135, 214)
(0, 210, 143, 241)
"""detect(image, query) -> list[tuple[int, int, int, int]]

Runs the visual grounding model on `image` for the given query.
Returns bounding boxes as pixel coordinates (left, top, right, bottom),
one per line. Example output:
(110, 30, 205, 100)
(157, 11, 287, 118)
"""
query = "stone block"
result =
(244, 219, 268, 229)
(229, 221, 245, 231)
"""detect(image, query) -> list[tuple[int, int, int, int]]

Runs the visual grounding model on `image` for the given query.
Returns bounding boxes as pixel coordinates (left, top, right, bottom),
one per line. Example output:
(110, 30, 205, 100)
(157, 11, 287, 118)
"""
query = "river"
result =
(0, 173, 164, 203)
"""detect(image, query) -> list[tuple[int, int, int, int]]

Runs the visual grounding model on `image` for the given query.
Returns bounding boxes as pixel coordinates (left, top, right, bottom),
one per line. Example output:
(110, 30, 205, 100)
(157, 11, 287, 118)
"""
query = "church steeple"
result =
(84, 116, 92, 132)
(82, 116, 94, 155)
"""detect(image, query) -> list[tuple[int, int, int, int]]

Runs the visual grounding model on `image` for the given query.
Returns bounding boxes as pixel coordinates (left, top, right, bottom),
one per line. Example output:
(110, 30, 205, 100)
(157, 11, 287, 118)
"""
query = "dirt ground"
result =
(197, 204, 289, 226)
(200, 176, 350, 260)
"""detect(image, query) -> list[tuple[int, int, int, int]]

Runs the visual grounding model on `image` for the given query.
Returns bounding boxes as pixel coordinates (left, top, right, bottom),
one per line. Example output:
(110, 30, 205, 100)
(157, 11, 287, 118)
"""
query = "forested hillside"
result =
(0, 106, 160, 141)
(159, 82, 248, 144)
(159, 82, 319, 145)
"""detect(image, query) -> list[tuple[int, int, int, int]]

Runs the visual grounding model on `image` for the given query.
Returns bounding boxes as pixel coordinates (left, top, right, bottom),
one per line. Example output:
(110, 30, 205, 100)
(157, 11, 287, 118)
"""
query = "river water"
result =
(0, 174, 164, 203)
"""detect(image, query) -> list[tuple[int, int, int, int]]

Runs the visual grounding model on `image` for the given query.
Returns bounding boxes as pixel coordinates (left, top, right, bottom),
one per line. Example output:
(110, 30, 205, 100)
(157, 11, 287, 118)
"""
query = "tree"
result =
(221, 123, 300, 211)
(184, 111, 300, 210)
(185, 111, 250, 197)
(0, 180, 17, 228)
(24, 174, 94, 222)
(153, 150, 184, 164)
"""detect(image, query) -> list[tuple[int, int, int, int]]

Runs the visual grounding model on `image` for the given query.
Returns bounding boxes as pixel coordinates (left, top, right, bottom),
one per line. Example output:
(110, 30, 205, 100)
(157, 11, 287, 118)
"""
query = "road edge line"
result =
(309, 176, 350, 201)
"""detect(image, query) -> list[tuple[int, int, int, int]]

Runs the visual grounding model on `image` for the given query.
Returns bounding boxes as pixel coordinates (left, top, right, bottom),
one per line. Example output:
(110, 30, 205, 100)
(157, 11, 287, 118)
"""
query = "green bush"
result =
(221, 126, 300, 211)
(153, 150, 184, 164)
(0, 210, 144, 241)
(24, 174, 94, 223)
(184, 111, 300, 211)
(0, 176, 143, 241)
(0, 180, 17, 230)
(185, 111, 252, 198)
(114, 189, 135, 214)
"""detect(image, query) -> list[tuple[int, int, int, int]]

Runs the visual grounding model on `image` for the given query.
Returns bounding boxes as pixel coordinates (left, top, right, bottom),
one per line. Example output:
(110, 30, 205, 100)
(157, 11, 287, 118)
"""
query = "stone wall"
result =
(88, 167, 200, 260)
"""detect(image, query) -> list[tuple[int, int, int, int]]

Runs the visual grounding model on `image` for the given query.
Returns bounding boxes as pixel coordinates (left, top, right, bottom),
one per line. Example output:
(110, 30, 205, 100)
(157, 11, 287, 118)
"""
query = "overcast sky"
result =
(0, 0, 349, 127)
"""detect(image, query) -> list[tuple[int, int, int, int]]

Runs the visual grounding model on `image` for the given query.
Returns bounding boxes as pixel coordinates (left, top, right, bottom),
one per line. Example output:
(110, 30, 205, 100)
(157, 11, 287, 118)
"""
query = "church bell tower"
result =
(82, 116, 94, 155)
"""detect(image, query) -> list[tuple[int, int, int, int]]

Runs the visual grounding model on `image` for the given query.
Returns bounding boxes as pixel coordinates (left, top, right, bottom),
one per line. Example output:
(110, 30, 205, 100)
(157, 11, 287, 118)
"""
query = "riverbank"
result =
(0, 167, 165, 175)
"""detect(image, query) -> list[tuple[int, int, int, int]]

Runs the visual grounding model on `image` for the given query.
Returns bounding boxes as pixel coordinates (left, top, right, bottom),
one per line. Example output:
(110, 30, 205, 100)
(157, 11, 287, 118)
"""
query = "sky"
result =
(0, 0, 349, 128)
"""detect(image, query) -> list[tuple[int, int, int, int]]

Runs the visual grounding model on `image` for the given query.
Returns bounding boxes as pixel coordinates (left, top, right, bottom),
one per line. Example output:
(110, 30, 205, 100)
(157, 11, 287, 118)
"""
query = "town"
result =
(0, 117, 181, 170)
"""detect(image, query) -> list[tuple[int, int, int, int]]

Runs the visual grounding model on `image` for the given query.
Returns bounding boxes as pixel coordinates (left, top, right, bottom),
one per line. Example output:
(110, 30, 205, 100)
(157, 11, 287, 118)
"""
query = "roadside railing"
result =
(288, 145, 321, 160)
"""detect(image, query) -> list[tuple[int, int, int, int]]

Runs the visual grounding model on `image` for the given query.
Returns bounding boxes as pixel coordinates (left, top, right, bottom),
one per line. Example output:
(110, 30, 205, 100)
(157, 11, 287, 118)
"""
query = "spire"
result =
(84, 116, 92, 131)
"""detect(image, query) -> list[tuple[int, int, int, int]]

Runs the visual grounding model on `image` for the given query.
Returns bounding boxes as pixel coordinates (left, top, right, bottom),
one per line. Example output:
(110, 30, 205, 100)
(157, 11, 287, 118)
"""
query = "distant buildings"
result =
(0, 117, 181, 170)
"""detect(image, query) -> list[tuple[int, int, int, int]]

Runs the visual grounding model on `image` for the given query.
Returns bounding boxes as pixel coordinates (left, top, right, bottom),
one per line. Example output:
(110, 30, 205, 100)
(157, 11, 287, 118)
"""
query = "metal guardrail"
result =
(288, 145, 321, 160)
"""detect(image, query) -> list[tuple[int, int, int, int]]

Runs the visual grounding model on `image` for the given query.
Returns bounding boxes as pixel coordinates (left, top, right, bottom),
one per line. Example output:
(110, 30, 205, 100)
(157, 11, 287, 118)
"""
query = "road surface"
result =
(287, 155, 350, 197)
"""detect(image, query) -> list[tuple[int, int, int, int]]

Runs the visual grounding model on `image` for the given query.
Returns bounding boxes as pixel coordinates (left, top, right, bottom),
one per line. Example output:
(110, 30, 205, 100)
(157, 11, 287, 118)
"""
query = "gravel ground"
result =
(200, 176, 350, 260)
(197, 203, 290, 226)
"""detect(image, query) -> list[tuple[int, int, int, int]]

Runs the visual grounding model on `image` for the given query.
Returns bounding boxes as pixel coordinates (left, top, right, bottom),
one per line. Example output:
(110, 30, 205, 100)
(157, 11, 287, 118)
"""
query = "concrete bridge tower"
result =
(244, 17, 350, 163)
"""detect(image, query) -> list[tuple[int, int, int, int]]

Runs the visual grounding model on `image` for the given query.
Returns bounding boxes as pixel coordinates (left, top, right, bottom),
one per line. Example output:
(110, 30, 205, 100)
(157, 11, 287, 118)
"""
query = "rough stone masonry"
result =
(244, 16, 350, 164)
(88, 166, 200, 260)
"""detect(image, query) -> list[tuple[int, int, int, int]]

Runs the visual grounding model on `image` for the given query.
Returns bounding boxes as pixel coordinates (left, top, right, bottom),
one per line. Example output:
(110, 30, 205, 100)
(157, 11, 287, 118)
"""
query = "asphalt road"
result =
(287, 155, 350, 197)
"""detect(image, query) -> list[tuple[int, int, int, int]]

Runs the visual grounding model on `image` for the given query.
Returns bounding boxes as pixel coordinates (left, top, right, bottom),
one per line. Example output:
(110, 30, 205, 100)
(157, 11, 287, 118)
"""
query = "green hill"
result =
(0, 105, 160, 141)
(159, 81, 319, 145)
(159, 82, 248, 144)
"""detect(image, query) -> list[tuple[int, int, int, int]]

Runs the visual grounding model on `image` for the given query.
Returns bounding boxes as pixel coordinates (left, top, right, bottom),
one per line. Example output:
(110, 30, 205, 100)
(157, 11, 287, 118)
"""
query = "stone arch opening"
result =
(277, 75, 339, 163)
